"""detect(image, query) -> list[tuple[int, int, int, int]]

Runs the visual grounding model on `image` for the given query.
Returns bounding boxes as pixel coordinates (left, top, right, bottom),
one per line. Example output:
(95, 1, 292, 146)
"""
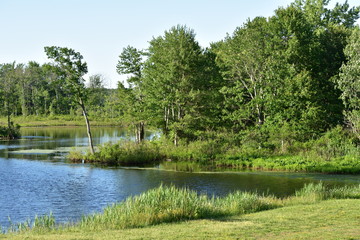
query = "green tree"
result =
(337, 27, 360, 139)
(215, 17, 276, 129)
(87, 74, 106, 116)
(143, 25, 208, 145)
(44, 46, 94, 154)
(215, 0, 359, 144)
(19, 61, 49, 115)
(117, 46, 146, 143)
(0, 62, 21, 138)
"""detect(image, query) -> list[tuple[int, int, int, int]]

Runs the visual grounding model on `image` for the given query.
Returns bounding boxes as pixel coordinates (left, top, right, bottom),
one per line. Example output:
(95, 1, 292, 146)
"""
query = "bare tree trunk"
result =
(256, 104, 264, 126)
(174, 131, 178, 146)
(135, 122, 145, 144)
(7, 111, 11, 130)
(6, 103, 14, 139)
(80, 98, 94, 154)
(139, 122, 145, 142)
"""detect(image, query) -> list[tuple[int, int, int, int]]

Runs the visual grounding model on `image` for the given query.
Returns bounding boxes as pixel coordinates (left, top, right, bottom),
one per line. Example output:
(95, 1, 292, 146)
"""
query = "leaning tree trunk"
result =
(79, 98, 94, 154)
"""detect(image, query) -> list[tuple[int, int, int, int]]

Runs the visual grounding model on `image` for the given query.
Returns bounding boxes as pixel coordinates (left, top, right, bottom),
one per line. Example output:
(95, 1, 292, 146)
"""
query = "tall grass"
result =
(6, 213, 56, 233)
(75, 127, 360, 174)
(78, 183, 360, 231)
(78, 184, 278, 230)
(3, 183, 360, 235)
(294, 182, 360, 201)
(78, 140, 164, 166)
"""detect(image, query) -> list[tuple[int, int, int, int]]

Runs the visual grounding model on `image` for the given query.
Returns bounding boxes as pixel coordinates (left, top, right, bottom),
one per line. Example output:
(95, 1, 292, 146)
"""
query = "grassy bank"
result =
(2, 183, 360, 239)
(70, 136, 360, 174)
(4, 199, 360, 239)
(0, 115, 121, 127)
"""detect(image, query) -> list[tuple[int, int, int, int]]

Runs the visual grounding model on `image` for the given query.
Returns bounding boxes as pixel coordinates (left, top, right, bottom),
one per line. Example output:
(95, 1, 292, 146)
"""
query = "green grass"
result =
(77, 185, 277, 231)
(76, 141, 164, 166)
(76, 137, 360, 174)
(214, 154, 360, 174)
(2, 200, 360, 239)
(2, 183, 360, 239)
(0, 115, 120, 127)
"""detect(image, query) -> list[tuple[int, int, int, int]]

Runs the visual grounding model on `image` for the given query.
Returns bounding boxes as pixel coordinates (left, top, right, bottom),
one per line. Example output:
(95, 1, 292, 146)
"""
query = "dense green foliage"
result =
(71, 129, 360, 174)
(1, 0, 360, 169)
(44, 46, 95, 153)
(0, 123, 20, 139)
(338, 27, 360, 140)
(107, 0, 360, 171)
(0, 61, 120, 122)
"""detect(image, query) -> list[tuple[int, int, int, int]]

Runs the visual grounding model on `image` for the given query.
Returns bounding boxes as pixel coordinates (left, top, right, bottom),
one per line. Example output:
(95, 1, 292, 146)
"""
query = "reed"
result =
(5, 183, 360, 234)
(6, 213, 56, 233)
(78, 184, 278, 230)
(82, 140, 164, 166)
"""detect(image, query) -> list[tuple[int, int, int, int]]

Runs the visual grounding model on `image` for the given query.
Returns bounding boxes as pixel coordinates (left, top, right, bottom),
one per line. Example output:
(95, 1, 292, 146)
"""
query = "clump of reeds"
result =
(6, 213, 56, 233)
(4, 183, 360, 233)
(82, 140, 164, 166)
(78, 184, 278, 230)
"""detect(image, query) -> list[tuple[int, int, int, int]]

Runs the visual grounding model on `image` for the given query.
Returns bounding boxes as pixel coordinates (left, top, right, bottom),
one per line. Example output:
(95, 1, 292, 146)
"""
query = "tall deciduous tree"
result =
(337, 27, 360, 139)
(44, 46, 94, 154)
(117, 46, 146, 143)
(143, 25, 206, 145)
(215, 0, 359, 143)
(216, 17, 275, 128)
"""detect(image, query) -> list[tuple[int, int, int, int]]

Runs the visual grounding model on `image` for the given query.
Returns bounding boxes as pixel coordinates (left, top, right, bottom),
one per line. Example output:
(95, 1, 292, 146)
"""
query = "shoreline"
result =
(0, 115, 121, 127)
(2, 183, 360, 239)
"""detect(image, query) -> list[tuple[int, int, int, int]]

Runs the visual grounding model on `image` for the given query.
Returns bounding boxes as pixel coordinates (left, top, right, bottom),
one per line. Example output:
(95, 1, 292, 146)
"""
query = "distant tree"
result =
(44, 46, 94, 154)
(88, 74, 105, 89)
(87, 74, 106, 116)
(0, 62, 21, 139)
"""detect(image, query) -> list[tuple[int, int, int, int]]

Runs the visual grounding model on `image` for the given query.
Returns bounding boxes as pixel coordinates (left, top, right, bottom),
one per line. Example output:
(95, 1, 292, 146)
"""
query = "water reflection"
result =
(0, 127, 360, 229)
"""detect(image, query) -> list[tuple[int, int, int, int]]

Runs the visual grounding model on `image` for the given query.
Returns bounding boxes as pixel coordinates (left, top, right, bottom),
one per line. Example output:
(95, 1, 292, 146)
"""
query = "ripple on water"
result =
(1, 127, 360, 229)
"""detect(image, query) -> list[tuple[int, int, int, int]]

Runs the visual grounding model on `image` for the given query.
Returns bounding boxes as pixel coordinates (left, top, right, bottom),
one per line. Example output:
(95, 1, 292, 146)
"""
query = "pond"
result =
(1, 126, 360, 229)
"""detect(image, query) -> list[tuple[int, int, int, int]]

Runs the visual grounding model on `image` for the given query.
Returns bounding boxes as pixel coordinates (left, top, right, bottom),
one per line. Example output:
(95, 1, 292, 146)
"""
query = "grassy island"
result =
(69, 125, 360, 174)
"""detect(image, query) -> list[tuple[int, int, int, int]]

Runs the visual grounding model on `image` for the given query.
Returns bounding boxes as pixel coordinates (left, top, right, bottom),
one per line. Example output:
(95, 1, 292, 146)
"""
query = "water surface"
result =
(1, 127, 359, 229)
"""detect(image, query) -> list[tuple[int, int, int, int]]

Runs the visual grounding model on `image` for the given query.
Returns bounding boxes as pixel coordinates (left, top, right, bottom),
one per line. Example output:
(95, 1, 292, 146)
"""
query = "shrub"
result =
(84, 140, 164, 166)
(0, 124, 21, 140)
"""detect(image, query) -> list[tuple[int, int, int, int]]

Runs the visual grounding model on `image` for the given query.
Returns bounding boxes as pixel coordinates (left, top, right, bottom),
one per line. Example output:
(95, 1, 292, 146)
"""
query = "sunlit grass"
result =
(6, 213, 56, 234)
(78, 184, 278, 231)
(0, 115, 120, 127)
(3, 182, 360, 238)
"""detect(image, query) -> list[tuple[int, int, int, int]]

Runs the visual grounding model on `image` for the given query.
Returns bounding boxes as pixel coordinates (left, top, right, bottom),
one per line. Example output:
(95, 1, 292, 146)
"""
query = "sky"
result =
(1, 0, 359, 88)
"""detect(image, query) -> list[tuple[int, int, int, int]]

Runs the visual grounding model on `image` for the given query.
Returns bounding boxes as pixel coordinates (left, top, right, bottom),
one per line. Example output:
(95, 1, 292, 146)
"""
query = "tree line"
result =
(1, 0, 360, 152)
(117, 0, 360, 148)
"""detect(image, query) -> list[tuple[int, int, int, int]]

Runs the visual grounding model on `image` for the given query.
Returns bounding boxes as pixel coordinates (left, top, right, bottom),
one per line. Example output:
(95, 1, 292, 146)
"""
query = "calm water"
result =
(1, 127, 360, 229)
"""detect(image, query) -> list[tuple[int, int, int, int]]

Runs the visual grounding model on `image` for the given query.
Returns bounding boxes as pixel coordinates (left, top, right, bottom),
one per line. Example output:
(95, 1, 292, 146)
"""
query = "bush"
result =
(84, 140, 164, 166)
(310, 126, 358, 161)
(0, 124, 21, 140)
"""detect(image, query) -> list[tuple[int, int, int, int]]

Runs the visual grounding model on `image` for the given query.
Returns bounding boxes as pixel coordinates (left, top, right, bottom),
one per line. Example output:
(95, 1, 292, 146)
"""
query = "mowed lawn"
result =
(3, 199, 360, 240)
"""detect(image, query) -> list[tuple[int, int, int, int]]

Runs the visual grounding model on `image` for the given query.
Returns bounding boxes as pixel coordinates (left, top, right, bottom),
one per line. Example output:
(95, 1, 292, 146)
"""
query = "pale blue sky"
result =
(1, 0, 359, 88)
